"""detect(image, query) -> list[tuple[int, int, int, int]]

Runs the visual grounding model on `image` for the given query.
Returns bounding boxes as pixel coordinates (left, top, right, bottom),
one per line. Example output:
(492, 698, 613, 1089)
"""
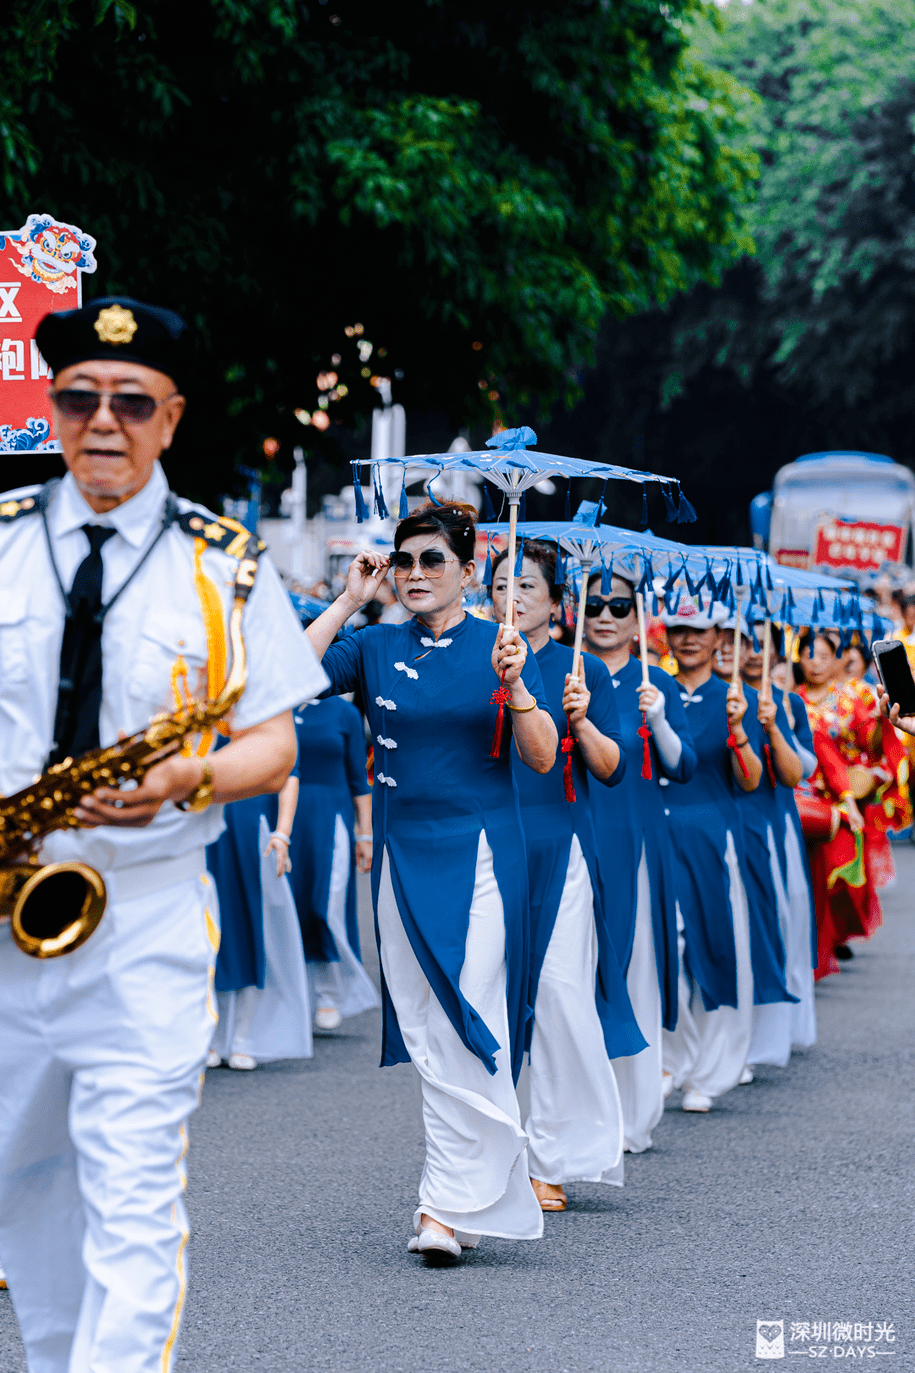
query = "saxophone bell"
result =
(0, 862, 107, 958)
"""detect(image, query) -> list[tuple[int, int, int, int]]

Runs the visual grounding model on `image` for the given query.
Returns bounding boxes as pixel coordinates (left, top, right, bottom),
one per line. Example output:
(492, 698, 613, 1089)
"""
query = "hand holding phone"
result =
(873, 639, 915, 735)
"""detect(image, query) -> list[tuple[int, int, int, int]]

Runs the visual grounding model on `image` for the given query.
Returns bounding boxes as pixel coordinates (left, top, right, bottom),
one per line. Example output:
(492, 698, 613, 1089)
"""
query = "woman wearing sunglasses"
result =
(305, 501, 556, 1264)
(660, 597, 762, 1113)
(581, 573, 696, 1150)
(491, 544, 643, 1212)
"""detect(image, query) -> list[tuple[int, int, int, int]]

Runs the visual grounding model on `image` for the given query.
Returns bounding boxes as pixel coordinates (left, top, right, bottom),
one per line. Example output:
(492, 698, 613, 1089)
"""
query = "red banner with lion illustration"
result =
(0, 213, 97, 455)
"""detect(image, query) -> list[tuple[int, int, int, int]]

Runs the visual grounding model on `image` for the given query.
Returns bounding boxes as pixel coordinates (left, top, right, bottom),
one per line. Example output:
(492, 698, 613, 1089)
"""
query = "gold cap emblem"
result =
(94, 304, 138, 346)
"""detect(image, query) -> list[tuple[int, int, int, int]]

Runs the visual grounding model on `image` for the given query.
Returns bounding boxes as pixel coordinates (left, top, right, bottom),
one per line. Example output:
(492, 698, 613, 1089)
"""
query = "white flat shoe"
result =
(662, 1071, 674, 1099)
(206, 1050, 222, 1069)
(416, 1228, 462, 1264)
(408, 1233, 479, 1253)
(0, 1265, 7, 1290)
(314, 1006, 342, 1031)
(739, 1066, 755, 1085)
(682, 1088, 713, 1113)
(228, 1053, 257, 1071)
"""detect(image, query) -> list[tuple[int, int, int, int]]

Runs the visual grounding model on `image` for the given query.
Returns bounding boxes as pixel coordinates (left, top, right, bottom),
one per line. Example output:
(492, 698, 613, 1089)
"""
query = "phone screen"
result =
(873, 640, 915, 716)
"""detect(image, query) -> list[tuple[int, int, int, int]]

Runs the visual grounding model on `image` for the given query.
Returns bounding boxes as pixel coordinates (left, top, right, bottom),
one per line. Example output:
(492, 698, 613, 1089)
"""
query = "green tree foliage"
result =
(1, 0, 755, 498)
(665, 0, 915, 417)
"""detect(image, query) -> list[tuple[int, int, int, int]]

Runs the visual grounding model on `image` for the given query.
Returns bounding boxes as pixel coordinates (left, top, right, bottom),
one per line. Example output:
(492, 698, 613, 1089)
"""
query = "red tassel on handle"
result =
(763, 741, 777, 788)
(489, 671, 512, 758)
(561, 716, 577, 802)
(638, 711, 653, 780)
(727, 727, 751, 779)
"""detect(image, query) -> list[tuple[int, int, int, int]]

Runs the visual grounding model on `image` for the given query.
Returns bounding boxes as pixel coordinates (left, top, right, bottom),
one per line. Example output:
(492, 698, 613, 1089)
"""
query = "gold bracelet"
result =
(508, 700, 538, 713)
(178, 760, 214, 812)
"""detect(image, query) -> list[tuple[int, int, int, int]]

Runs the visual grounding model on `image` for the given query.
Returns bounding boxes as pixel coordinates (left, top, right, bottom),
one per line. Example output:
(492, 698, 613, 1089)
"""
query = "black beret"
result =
(36, 296, 190, 391)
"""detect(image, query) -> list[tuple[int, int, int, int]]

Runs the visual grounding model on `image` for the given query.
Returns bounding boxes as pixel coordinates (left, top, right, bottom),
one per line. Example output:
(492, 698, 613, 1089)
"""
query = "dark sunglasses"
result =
(584, 596, 635, 619)
(50, 389, 177, 425)
(389, 549, 457, 577)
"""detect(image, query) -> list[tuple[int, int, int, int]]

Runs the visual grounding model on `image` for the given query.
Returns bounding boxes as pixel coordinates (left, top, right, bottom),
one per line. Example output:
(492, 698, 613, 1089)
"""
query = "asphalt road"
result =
(3, 849, 913, 1372)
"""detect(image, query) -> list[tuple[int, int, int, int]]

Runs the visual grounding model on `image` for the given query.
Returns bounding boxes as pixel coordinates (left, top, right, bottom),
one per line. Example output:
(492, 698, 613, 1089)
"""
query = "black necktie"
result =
(49, 524, 117, 765)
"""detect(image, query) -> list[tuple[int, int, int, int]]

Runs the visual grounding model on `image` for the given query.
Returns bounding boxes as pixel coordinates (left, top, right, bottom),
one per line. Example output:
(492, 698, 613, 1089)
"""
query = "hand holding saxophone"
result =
(76, 751, 208, 828)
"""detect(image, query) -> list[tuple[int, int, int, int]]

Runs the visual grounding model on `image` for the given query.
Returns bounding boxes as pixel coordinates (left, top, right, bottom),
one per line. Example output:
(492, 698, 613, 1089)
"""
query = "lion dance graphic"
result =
(0, 213, 97, 294)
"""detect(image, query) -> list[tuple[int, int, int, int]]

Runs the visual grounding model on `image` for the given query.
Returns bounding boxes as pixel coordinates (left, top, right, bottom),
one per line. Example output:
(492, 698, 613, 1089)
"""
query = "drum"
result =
(846, 764, 875, 800)
(796, 793, 838, 841)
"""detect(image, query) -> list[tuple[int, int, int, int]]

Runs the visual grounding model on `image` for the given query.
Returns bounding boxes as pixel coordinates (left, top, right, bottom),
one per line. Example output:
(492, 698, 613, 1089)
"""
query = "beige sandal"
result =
(531, 1177, 567, 1211)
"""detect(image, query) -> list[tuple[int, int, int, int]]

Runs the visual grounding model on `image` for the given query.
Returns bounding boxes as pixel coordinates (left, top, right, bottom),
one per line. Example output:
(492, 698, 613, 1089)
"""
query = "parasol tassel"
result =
(638, 712, 653, 780)
(727, 726, 751, 779)
(562, 717, 577, 802)
(489, 671, 512, 758)
(764, 741, 777, 788)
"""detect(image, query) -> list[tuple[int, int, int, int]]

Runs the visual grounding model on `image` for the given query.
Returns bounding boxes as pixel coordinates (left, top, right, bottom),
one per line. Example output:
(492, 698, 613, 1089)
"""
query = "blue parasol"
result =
(353, 426, 694, 632)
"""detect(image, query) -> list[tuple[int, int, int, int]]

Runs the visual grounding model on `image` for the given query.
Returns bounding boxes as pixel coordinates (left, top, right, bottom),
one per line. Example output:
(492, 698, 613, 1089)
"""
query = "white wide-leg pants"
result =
(612, 849, 663, 1153)
(0, 861, 217, 1373)
(527, 836, 624, 1185)
(377, 834, 543, 1241)
(662, 831, 754, 1100)
(783, 819, 817, 1050)
(308, 814, 379, 1018)
(747, 825, 795, 1069)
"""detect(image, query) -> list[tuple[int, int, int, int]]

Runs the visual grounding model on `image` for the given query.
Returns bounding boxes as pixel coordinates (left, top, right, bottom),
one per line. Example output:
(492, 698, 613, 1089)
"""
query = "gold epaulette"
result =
(0, 494, 39, 523)
(176, 510, 267, 561)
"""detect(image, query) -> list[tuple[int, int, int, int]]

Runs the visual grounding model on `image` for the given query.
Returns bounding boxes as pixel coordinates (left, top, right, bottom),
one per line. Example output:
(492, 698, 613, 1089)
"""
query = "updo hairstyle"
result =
(492, 539, 563, 604)
(394, 500, 477, 564)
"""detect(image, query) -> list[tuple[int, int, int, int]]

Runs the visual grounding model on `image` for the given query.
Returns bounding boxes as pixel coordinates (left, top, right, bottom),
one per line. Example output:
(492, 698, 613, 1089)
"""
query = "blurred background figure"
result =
(286, 697, 379, 1032)
(207, 756, 313, 1070)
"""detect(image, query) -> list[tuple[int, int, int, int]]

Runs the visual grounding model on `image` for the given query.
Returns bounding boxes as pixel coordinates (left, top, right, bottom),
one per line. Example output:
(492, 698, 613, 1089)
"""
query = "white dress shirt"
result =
(0, 462, 328, 871)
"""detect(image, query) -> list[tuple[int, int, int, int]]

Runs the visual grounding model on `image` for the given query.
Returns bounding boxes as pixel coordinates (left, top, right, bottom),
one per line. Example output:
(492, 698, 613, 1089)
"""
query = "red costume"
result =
(795, 679, 909, 979)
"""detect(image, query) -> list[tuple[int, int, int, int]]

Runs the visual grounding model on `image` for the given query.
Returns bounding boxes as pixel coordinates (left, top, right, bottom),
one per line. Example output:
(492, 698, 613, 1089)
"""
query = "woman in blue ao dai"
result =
(660, 598, 763, 1113)
(287, 697, 378, 1032)
(305, 502, 558, 1265)
(582, 572, 697, 1152)
(491, 544, 643, 1212)
(206, 762, 313, 1070)
(742, 639, 818, 1054)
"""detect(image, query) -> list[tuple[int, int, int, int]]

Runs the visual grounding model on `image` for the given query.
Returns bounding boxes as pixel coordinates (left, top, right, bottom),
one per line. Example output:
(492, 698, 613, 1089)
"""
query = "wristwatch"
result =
(177, 759, 214, 812)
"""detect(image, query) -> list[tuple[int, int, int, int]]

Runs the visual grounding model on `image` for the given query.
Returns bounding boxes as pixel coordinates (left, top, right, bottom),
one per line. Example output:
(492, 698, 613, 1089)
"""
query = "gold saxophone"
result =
(0, 582, 250, 959)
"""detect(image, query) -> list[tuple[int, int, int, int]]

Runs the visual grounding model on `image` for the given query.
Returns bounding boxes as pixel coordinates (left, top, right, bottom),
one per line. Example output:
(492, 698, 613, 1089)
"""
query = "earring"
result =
(715, 649, 724, 669)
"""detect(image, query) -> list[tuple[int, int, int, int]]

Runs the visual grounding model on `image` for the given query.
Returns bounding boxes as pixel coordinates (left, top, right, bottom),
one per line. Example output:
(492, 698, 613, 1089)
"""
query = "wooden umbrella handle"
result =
(570, 558, 593, 681)
(636, 590, 651, 688)
(503, 499, 519, 629)
(761, 617, 772, 702)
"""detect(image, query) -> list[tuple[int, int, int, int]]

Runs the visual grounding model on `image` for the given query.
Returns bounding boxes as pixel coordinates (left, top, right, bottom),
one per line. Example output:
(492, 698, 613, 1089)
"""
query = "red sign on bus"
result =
(0, 213, 97, 454)
(813, 517, 904, 571)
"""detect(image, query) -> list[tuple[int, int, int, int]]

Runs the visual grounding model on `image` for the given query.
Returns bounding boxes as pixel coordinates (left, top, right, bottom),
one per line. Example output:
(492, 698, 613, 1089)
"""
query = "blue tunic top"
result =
(591, 657, 697, 1031)
(731, 683, 797, 1007)
(510, 639, 645, 1060)
(207, 742, 299, 992)
(288, 697, 369, 963)
(322, 613, 548, 1081)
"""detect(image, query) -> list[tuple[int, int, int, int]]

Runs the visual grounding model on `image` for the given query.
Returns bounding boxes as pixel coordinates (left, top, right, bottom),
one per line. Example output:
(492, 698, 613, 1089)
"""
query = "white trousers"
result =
(747, 825, 795, 1069)
(211, 817, 313, 1062)
(377, 834, 543, 1241)
(526, 836, 624, 1185)
(784, 819, 817, 1050)
(612, 849, 663, 1153)
(663, 831, 754, 1100)
(0, 864, 218, 1373)
(307, 813, 379, 1018)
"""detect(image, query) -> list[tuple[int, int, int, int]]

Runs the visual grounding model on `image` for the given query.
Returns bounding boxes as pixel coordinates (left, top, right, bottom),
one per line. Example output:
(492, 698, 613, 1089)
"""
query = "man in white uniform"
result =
(0, 296, 328, 1372)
